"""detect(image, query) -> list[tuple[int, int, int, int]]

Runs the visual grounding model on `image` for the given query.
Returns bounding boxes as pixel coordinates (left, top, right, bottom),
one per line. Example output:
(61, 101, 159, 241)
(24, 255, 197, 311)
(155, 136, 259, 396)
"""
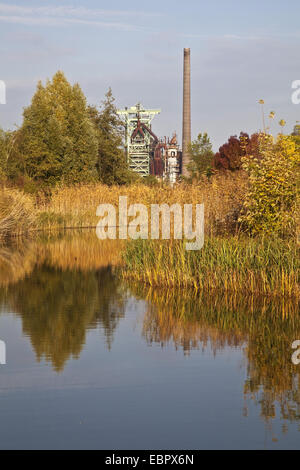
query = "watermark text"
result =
(0, 340, 6, 365)
(291, 80, 300, 104)
(96, 196, 204, 251)
(0, 80, 6, 104)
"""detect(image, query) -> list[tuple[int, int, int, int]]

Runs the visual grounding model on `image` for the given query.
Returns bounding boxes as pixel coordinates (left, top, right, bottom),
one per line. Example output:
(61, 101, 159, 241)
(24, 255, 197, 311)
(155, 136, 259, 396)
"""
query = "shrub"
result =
(240, 134, 300, 236)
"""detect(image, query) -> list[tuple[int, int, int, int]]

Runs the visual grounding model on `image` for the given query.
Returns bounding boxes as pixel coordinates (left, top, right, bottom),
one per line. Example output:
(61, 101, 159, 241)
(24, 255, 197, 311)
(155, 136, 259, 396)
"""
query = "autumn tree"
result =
(240, 134, 300, 235)
(214, 132, 260, 171)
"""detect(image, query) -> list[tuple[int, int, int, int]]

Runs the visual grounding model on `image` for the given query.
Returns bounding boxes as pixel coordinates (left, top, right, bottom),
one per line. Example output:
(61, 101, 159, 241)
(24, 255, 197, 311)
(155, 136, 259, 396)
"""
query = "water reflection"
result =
(130, 285, 300, 428)
(0, 232, 300, 433)
(0, 233, 126, 371)
(0, 231, 123, 286)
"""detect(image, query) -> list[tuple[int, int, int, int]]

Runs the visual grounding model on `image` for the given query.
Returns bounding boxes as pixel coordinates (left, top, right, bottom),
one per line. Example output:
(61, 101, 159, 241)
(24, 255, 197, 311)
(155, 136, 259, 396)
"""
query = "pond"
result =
(0, 231, 299, 449)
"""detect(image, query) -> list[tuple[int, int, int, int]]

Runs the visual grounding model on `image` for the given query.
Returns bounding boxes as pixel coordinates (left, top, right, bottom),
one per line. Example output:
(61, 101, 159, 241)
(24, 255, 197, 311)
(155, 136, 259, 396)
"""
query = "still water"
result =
(0, 232, 299, 450)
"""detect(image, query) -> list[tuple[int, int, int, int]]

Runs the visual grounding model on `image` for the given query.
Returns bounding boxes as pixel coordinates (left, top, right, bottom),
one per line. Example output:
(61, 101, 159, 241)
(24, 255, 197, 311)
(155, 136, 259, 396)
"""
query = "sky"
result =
(0, 0, 300, 150)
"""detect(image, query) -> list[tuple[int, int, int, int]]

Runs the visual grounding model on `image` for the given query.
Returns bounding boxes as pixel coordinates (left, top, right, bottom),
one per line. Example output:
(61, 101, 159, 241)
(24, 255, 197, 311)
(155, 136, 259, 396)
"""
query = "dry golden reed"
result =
(37, 172, 248, 235)
(0, 189, 35, 239)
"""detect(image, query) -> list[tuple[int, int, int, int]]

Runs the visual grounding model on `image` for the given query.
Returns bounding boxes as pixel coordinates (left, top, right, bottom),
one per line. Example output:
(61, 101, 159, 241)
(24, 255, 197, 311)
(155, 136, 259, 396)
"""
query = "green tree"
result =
(17, 71, 98, 186)
(0, 129, 20, 183)
(5, 130, 23, 182)
(187, 133, 214, 179)
(89, 88, 133, 185)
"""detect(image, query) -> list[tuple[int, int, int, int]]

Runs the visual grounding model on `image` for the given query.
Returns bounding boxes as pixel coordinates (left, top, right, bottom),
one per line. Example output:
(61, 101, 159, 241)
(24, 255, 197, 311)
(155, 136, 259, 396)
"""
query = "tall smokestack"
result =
(182, 48, 191, 177)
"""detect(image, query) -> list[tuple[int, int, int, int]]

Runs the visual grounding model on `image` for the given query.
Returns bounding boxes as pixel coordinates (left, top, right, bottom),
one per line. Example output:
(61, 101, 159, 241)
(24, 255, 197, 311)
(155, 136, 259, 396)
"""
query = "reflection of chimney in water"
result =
(182, 48, 191, 177)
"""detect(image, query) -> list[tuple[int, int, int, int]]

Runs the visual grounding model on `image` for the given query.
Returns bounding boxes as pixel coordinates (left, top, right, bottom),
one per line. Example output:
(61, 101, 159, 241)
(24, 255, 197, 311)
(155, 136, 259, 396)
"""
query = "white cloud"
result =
(0, 3, 158, 30)
(0, 14, 145, 31)
(0, 3, 159, 18)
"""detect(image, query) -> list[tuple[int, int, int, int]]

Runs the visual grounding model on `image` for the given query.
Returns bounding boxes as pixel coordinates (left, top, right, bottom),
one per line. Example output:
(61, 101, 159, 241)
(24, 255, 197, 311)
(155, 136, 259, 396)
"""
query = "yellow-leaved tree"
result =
(240, 133, 300, 236)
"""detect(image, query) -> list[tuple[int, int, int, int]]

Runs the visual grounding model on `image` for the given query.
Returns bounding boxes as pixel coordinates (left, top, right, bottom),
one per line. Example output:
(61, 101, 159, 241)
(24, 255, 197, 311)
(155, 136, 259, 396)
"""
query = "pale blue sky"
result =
(0, 0, 300, 149)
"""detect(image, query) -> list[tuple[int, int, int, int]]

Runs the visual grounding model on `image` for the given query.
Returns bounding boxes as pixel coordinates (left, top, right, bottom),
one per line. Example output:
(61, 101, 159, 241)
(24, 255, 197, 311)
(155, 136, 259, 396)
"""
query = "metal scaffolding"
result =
(118, 103, 160, 176)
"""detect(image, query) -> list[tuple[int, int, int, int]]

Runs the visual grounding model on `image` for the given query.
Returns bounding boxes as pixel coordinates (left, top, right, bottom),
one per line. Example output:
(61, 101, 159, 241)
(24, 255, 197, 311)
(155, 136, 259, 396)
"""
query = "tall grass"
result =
(36, 172, 248, 235)
(121, 237, 299, 297)
(1, 176, 298, 298)
(0, 189, 35, 240)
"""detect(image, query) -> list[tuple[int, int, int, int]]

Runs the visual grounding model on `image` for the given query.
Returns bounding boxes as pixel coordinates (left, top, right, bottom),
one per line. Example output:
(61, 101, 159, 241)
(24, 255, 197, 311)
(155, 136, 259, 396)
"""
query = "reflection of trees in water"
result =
(129, 283, 300, 429)
(0, 232, 126, 372)
(4, 265, 126, 372)
(94, 267, 126, 350)
(7, 266, 99, 371)
(2, 233, 300, 434)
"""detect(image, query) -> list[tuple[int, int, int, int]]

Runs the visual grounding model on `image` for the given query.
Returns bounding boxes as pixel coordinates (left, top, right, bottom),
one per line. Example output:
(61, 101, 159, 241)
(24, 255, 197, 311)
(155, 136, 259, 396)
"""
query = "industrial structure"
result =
(182, 48, 191, 177)
(117, 48, 191, 182)
(151, 134, 181, 183)
(117, 103, 160, 177)
(117, 103, 182, 181)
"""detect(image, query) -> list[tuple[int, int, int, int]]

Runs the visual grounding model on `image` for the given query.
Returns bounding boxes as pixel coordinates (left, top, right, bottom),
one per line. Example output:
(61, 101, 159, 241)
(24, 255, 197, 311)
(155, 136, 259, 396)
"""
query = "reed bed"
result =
(1, 176, 298, 298)
(121, 237, 299, 298)
(0, 189, 35, 239)
(37, 172, 248, 235)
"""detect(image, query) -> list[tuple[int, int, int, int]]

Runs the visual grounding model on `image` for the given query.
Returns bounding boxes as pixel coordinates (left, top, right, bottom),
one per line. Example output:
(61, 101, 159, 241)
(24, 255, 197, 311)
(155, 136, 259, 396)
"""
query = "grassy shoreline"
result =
(121, 237, 299, 298)
(0, 181, 298, 298)
(3, 172, 248, 234)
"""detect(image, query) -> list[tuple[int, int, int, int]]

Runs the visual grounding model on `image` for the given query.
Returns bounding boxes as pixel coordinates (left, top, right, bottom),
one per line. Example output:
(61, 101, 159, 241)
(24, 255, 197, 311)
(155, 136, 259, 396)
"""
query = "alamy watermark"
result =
(0, 80, 6, 104)
(292, 341, 300, 365)
(291, 80, 300, 104)
(96, 196, 204, 251)
(0, 340, 6, 365)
